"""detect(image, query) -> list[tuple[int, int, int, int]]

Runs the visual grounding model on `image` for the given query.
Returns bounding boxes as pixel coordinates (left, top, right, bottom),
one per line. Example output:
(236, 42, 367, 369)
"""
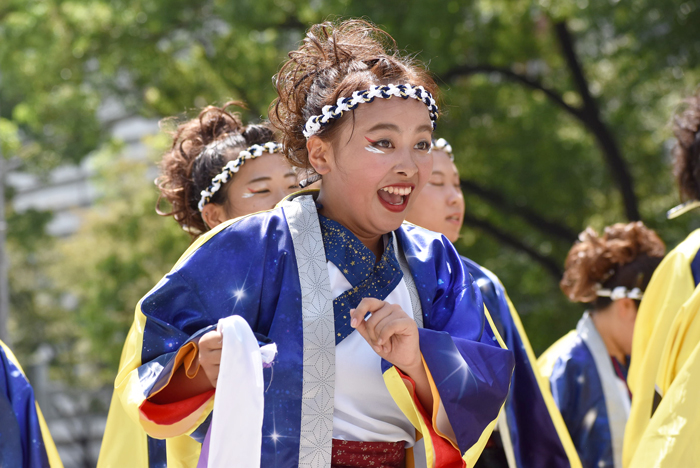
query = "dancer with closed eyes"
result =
(98, 102, 299, 468)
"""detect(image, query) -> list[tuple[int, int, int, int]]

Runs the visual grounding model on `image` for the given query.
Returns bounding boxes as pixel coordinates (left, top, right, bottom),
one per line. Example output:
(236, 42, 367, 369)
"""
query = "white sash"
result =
(282, 194, 337, 467)
(203, 315, 277, 468)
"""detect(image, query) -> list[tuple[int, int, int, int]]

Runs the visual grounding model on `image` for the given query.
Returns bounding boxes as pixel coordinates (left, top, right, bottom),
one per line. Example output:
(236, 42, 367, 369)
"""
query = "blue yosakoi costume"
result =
(0, 340, 63, 468)
(99, 192, 514, 468)
(539, 313, 631, 468)
(463, 258, 581, 468)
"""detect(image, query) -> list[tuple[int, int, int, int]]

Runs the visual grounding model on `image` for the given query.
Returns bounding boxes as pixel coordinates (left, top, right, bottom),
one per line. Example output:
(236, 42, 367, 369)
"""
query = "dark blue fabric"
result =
(549, 330, 613, 468)
(189, 412, 212, 444)
(139, 210, 304, 468)
(0, 388, 23, 467)
(396, 228, 514, 453)
(135, 197, 514, 466)
(319, 215, 403, 344)
(462, 257, 574, 468)
(0, 344, 51, 468)
(691, 246, 700, 287)
(147, 436, 167, 468)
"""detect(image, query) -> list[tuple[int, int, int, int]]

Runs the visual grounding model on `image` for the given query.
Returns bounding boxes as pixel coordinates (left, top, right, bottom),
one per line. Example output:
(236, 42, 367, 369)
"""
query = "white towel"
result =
(199, 315, 277, 468)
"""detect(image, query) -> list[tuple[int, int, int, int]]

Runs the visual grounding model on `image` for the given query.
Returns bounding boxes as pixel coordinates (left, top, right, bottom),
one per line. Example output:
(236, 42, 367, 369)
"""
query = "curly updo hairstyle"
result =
(270, 19, 439, 175)
(673, 93, 700, 201)
(156, 101, 275, 237)
(560, 222, 665, 309)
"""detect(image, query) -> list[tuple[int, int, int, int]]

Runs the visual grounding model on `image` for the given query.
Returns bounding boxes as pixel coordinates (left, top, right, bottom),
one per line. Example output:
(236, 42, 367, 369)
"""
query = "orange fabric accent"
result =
(140, 389, 215, 426)
(396, 368, 465, 468)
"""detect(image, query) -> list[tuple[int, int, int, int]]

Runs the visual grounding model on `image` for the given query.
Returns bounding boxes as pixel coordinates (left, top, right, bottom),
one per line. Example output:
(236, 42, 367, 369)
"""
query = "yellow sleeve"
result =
(627, 340, 700, 467)
(657, 286, 700, 395)
(623, 232, 700, 467)
(35, 404, 64, 468)
(626, 284, 700, 468)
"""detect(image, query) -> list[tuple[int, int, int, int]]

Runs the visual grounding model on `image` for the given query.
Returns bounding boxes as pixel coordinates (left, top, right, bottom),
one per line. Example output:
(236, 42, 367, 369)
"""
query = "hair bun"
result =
(271, 19, 438, 172)
(156, 101, 274, 237)
(561, 221, 665, 303)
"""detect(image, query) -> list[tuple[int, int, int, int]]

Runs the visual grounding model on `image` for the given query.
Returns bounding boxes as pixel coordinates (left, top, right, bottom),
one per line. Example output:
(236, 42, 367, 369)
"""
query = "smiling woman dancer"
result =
(107, 19, 514, 468)
(406, 138, 581, 468)
(98, 102, 298, 468)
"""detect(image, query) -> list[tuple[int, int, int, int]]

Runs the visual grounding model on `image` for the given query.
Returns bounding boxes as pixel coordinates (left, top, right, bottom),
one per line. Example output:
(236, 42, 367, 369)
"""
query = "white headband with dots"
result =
(432, 137, 453, 161)
(302, 84, 438, 139)
(596, 286, 644, 301)
(198, 142, 282, 211)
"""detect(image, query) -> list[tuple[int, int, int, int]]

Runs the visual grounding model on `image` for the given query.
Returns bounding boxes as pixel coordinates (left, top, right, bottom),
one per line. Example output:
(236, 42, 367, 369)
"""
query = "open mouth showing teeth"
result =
(378, 185, 413, 211)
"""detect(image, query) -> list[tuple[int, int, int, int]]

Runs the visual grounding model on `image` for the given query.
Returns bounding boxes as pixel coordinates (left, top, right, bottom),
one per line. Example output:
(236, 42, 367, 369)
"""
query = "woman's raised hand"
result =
(350, 297, 421, 372)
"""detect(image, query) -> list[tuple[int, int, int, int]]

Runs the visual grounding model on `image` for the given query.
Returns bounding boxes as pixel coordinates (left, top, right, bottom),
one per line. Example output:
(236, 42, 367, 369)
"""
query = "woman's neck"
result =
(590, 310, 627, 365)
(316, 192, 384, 261)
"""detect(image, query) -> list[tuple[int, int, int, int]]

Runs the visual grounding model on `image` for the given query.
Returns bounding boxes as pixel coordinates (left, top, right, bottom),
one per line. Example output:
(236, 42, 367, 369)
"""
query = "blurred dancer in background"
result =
(539, 222, 664, 468)
(623, 92, 700, 467)
(406, 137, 581, 468)
(155, 101, 298, 237)
(0, 340, 63, 468)
(98, 102, 298, 468)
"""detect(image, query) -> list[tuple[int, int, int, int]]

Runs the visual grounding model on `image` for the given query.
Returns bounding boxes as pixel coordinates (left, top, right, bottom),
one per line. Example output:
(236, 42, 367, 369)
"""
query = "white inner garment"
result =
(328, 260, 416, 447)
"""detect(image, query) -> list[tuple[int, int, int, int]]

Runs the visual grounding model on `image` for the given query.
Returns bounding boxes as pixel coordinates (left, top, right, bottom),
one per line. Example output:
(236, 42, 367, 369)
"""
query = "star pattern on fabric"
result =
(319, 215, 405, 345)
(282, 195, 335, 468)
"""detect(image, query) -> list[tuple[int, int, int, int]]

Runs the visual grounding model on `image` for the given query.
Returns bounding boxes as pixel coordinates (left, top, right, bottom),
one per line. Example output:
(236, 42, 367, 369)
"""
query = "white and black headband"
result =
(302, 84, 438, 139)
(197, 141, 282, 211)
(595, 286, 644, 301)
(432, 137, 453, 161)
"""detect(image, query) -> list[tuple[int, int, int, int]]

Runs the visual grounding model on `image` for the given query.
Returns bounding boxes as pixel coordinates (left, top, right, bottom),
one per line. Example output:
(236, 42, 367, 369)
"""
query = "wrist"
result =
(398, 353, 424, 376)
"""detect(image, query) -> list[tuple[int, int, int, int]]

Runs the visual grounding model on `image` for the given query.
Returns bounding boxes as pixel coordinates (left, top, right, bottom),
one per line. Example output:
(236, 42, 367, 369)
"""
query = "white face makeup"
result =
(204, 154, 299, 227)
(364, 143, 385, 154)
(311, 98, 434, 251)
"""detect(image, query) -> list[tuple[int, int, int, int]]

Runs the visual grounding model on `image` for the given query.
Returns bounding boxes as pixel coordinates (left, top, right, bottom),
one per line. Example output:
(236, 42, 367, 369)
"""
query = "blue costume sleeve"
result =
(395, 225, 515, 460)
(113, 210, 305, 442)
(463, 257, 579, 468)
(0, 341, 57, 468)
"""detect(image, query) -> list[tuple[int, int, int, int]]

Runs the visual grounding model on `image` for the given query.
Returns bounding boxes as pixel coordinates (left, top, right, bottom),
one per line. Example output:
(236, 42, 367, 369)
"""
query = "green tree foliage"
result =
(51, 144, 190, 384)
(3, 0, 700, 381)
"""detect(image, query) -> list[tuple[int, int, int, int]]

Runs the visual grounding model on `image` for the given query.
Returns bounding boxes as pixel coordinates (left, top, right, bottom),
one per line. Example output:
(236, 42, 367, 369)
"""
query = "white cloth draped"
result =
(199, 315, 277, 468)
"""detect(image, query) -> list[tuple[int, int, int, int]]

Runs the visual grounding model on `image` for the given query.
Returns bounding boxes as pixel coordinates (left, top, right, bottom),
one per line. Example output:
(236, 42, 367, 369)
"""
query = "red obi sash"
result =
(331, 439, 405, 468)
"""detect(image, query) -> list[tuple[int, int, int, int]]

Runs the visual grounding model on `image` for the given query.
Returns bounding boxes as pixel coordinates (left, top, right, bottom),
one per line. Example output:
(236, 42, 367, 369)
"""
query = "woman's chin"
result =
(371, 216, 404, 236)
(443, 225, 461, 244)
